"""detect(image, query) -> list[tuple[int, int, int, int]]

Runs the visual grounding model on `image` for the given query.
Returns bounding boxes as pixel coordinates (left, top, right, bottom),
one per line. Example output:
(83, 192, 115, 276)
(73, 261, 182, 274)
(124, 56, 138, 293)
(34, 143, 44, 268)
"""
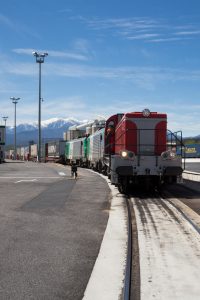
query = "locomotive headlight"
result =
(161, 151, 168, 160)
(161, 150, 176, 160)
(169, 151, 176, 159)
(142, 108, 151, 117)
(121, 151, 128, 158)
(120, 150, 135, 160)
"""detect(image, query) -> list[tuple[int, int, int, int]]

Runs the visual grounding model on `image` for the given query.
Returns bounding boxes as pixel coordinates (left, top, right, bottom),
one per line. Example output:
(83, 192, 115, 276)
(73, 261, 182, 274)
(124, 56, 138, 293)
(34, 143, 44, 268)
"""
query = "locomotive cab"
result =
(108, 109, 183, 192)
(103, 113, 123, 176)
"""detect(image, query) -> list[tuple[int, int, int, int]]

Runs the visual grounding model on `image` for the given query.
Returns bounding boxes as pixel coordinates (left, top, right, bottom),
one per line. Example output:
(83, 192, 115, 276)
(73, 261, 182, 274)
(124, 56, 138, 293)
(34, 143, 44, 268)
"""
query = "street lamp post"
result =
(32, 51, 48, 162)
(10, 97, 20, 160)
(2, 116, 8, 127)
(2, 116, 8, 146)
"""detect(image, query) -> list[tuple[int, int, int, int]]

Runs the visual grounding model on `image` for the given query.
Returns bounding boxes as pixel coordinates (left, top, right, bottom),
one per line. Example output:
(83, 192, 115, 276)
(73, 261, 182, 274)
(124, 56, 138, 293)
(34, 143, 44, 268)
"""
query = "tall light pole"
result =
(2, 116, 8, 126)
(32, 51, 48, 162)
(2, 116, 8, 146)
(10, 97, 20, 160)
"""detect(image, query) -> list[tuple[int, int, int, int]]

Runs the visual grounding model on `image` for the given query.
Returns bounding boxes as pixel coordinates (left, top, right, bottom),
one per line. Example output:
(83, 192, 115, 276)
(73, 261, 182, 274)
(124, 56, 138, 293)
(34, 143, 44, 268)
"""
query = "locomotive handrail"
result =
(167, 130, 185, 147)
(167, 129, 186, 170)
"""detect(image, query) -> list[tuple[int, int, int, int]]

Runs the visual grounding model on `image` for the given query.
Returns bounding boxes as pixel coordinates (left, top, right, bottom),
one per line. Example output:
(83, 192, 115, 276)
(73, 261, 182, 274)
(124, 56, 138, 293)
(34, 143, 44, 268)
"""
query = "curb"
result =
(164, 191, 200, 232)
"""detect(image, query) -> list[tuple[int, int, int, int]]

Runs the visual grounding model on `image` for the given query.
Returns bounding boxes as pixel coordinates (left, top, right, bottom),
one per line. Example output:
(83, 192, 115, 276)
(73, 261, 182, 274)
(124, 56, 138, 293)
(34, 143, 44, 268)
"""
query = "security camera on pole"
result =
(32, 51, 48, 162)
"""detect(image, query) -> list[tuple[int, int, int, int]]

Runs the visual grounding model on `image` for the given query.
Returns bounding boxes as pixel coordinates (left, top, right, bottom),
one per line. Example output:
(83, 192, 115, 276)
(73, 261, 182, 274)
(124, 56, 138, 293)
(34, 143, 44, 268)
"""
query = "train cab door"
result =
(136, 119, 156, 155)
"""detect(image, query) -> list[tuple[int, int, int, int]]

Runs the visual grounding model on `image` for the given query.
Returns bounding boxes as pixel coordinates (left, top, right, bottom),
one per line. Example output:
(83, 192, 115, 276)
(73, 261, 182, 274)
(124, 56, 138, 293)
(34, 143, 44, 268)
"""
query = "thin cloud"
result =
(0, 13, 15, 29)
(148, 37, 191, 43)
(3, 60, 200, 89)
(13, 48, 89, 61)
(85, 17, 159, 31)
(77, 16, 200, 43)
(174, 30, 200, 36)
(45, 63, 200, 81)
(13, 48, 44, 55)
(127, 33, 160, 40)
(49, 50, 88, 61)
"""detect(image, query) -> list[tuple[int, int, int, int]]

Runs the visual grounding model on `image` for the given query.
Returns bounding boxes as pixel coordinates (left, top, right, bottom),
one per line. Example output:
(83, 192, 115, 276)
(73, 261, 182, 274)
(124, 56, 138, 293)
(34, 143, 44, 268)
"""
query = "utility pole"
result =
(32, 51, 48, 162)
(2, 116, 8, 146)
(2, 116, 8, 126)
(10, 97, 20, 160)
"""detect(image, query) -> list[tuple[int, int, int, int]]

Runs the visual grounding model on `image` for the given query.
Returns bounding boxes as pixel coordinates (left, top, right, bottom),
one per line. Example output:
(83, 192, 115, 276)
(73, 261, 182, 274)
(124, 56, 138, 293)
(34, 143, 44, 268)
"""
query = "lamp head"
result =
(10, 97, 20, 103)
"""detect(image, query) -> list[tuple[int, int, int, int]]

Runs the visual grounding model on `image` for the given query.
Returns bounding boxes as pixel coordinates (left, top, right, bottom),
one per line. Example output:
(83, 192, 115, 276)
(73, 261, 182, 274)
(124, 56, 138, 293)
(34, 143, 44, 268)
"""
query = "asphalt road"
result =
(0, 161, 110, 300)
(184, 162, 200, 173)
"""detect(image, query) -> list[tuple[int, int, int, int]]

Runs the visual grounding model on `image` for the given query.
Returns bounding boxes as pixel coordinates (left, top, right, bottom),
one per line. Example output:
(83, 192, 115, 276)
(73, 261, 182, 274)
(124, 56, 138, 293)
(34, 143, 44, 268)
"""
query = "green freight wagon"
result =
(65, 137, 88, 166)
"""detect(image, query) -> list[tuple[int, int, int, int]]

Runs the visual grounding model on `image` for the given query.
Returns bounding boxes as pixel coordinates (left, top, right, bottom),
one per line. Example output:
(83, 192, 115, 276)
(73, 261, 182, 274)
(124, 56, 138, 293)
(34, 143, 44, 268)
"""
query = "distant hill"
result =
(183, 137, 200, 144)
(6, 118, 82, 146)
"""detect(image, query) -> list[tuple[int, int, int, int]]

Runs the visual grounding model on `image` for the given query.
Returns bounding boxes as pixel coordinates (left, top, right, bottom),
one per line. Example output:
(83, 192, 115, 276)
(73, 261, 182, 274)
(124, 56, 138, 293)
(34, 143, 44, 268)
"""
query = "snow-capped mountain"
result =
(7, 118, 81, 132)
(40, 118, 81, 129)
(6, 118, 83, 146)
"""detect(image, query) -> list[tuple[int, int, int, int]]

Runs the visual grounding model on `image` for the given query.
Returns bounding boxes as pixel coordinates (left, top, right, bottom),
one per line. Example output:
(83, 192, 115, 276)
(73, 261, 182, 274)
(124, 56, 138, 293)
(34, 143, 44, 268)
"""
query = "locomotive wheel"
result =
(118, 183, 127, 194)
(107, 167, 111, 179)
(102, 165, 107, 175)
(98, 161, 102, 173)
(118, 178, 128, 194)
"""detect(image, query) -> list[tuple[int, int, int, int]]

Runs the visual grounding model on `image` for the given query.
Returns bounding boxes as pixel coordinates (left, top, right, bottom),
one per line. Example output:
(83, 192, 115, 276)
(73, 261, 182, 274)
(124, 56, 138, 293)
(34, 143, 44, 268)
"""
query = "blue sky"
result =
(1, 0, 200, 136)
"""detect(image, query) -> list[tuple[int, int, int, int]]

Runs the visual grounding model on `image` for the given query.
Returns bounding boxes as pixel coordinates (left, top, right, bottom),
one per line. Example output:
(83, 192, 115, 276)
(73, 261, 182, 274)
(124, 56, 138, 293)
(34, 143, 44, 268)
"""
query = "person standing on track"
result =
(71, 162, 78, 178)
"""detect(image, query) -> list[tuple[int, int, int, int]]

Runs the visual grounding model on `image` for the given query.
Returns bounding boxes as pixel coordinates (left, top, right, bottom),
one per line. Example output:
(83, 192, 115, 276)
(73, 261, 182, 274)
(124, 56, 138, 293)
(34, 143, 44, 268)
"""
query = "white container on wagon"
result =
(30, 144, 38, 158)
(87, 128, 104, 167)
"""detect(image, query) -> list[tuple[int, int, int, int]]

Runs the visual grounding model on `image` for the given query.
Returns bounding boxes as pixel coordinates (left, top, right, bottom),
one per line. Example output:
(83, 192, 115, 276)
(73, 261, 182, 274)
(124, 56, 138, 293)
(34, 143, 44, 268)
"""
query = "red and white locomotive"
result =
(103, 109, 183, 192)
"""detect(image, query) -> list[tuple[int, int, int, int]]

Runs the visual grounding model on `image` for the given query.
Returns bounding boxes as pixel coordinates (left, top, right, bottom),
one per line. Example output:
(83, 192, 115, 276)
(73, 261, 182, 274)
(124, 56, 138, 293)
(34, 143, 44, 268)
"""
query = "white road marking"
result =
(15, 179, 38, 183)
(58, 172, 66, 176)
(183, 158, 200, 162)
(0, 177, 62, 179)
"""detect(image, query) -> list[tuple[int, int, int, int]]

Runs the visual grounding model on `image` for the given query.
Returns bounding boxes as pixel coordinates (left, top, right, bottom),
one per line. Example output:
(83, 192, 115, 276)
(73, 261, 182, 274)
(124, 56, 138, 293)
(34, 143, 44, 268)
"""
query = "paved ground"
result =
(166, 182, 200, 215)
(183, 161, 200, 173)
(0, 161, 110, 300)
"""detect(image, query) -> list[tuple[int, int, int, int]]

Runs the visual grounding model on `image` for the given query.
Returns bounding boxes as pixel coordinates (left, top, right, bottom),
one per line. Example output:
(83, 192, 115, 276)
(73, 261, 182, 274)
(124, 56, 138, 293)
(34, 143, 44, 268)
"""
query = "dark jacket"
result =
(71, 165, 77, 172)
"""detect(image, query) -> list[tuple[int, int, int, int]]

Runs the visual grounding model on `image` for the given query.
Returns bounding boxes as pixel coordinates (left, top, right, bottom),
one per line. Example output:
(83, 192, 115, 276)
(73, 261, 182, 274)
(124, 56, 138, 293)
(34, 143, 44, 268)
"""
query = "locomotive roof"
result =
(105, 111, 167, 122)
(125, 112, 167, 118)
(105, 111, 167, 130)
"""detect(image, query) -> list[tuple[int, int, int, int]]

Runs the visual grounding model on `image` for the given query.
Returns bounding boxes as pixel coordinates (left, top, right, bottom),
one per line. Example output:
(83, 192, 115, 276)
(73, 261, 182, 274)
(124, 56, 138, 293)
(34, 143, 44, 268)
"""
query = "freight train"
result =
(65, 109, 184, 192)
(6, 141, 66, 162)
(5, 109, 184, 192)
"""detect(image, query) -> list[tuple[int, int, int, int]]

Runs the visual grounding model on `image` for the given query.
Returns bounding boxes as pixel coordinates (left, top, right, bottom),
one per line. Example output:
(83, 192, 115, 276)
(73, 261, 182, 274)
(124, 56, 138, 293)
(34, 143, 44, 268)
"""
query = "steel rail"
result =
(123, 198, 132, 300)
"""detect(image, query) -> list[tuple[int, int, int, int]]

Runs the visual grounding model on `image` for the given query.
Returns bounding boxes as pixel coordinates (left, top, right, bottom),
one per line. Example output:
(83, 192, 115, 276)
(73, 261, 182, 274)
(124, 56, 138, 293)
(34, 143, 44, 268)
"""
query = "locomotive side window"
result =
(107, 121, 114, 134)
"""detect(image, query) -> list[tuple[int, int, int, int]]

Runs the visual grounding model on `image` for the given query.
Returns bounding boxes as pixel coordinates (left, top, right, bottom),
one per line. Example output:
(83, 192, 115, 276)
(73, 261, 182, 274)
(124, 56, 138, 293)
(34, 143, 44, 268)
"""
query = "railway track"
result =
(123, 190, 200, 300)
